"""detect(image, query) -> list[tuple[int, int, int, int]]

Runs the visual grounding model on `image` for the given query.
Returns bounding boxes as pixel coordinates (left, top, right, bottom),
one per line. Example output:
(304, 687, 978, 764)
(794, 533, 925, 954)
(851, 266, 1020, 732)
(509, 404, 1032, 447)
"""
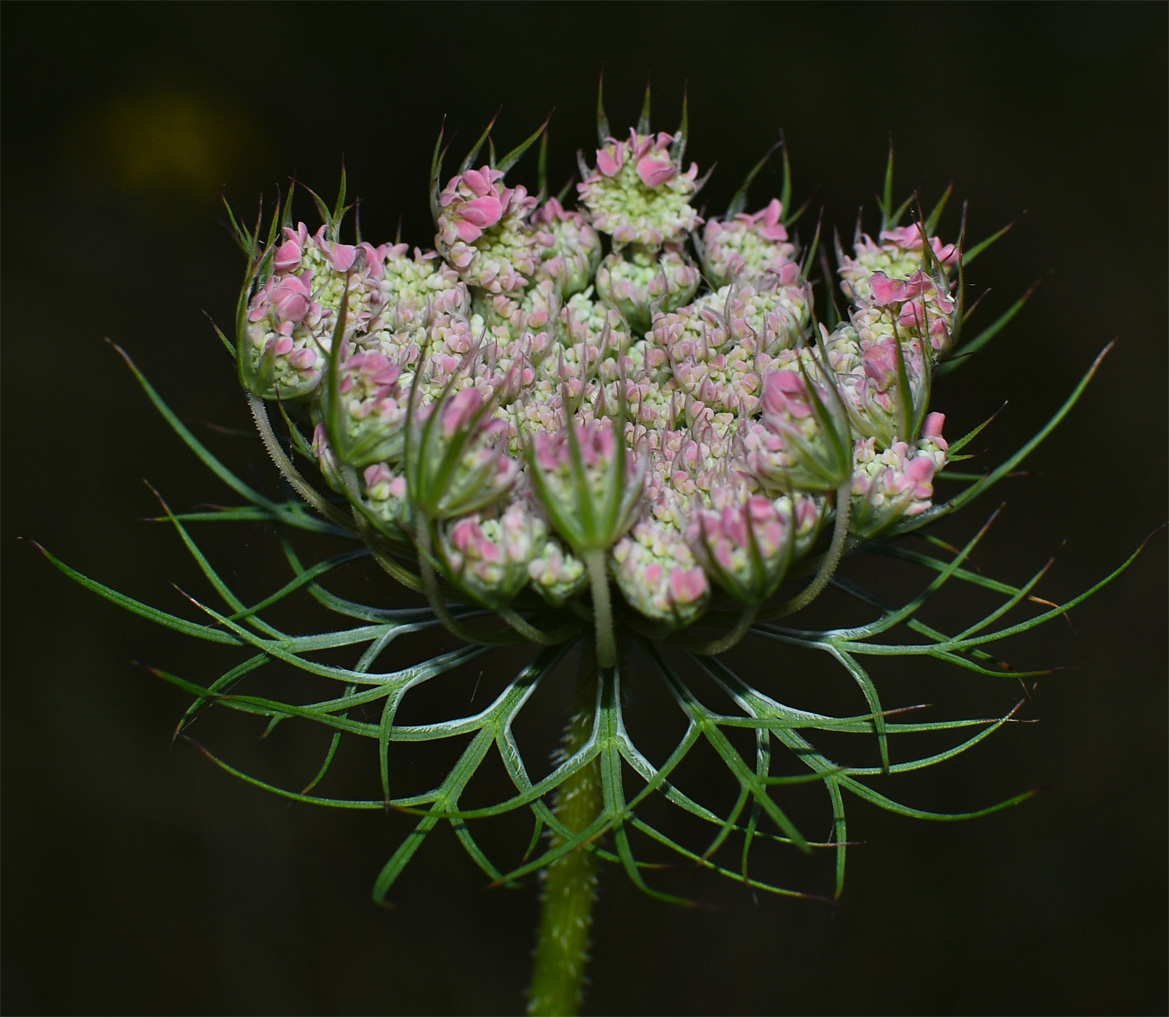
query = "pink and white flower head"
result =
(596, 246, 700, 334)
(526, 536, 589, 607)
(242, 219, 396, 402)
(241, 123, 967, 639)
(562, 291, 632, 359)
(745, 358, 854, 494)
(837, 220, 960, 362)
(700, 272, 812, 358)
(612, 519, 709, 626)
(531, 197, 602, 298)
(578, 130, 700, 250)
(686, 491, 803, 604)
(437, 166, 541, 295)
(378, 247, 468, 328)
(849, 432, 945, 537)
(827, 324, 933, 447)
(701, 200, 800, 288)
(442, 501, 547, 607)
(838, 227, 959, 306)
(860, 270, 957, 355)
(529, 417, 646, 554)
(406, 386, 519, 521)
(302, 224, 383, 329)
(330, 350, 412, 467)
(244, 271, 325, 399)
(650, 300, 767, 420)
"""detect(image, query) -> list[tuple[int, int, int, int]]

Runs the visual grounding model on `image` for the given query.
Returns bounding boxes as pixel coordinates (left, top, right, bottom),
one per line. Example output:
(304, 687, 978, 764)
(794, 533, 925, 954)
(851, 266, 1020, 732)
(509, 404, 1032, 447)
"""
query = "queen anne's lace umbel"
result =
(48, 91, 1136, 940)
(239, 117, 960, 648)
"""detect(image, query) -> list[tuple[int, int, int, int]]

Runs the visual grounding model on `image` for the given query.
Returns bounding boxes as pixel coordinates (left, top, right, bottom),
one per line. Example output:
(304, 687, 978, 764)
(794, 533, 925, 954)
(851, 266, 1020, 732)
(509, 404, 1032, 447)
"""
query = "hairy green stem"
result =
(583, 548, 616, 668)
(247, 394, 353, 529)
(527, 645, 602, 1017)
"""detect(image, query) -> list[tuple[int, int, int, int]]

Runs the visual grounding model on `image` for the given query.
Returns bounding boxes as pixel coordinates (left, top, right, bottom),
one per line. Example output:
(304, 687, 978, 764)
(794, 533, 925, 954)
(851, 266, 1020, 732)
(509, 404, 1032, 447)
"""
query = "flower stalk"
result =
(583, 549, 617, 670)
(528, 643, 603, 1017)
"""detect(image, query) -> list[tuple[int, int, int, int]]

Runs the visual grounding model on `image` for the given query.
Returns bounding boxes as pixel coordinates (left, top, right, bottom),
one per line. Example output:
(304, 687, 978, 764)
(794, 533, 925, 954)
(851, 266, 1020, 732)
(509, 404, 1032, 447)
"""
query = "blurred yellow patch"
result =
(70, 87, 260, 198)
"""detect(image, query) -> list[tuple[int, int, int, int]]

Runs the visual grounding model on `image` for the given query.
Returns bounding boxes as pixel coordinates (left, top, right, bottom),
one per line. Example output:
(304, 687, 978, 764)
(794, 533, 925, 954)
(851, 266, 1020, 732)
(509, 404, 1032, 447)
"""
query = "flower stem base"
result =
(527, 644, 603, 1016)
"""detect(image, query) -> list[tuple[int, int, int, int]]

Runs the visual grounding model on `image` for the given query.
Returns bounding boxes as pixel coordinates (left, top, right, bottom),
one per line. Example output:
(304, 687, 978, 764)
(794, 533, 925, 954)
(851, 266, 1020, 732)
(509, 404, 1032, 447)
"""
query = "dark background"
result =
(3, 4, 1166, 1015)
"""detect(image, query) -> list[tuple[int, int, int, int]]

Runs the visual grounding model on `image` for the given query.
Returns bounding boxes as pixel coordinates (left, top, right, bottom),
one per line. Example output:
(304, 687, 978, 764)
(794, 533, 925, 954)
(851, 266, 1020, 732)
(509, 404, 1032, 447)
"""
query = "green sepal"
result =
(725, 137, 783, 218)
(636, 77, 652, 136)
(895, 344, 1113, 534)
(497, 112, 553, 176)
(923, 182, 953, 236)
(429, 117, 449, 229)
(301, 167, 351, 242)
(595, 71, 610, 145)
(878, 137, 895, 230)
(402, 369, 513, 522)
(963, 213, 1021, 266)
(109, 342, 343, 535)
(458, 108, 501, 177)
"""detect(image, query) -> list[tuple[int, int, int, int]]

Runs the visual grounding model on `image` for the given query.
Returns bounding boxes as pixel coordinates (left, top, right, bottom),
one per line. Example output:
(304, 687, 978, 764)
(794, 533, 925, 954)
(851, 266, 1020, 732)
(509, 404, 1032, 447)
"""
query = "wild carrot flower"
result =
(47, 88, 1144, 1017)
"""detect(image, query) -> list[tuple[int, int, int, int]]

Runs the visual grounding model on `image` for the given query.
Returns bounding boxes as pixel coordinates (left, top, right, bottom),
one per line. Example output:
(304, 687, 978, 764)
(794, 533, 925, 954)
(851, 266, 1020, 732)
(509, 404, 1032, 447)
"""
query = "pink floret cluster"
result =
(238, 118, 963, 626)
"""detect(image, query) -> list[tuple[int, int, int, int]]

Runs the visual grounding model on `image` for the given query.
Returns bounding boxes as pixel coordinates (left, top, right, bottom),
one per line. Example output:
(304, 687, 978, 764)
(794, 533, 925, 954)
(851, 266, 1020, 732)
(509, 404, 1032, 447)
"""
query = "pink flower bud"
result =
(269, 272, 313, 324)
(440, 388, 486, 439)
(319, 235, 358, 273)
(878, 226, 959, 267)
(753, 199, 789, 242)
(669, 567, 708, 603)
(274, 241, 303, 272)
(461, 167, 498, 197)
(596, 145, 624, 177)
(274, 224, 309, 271)
(922, 412, 948, 453)
(761, 369, 813, 421)
(869, 272, 903, 305)
(636, 154, 675, 188)
(457, 196, 504, 239)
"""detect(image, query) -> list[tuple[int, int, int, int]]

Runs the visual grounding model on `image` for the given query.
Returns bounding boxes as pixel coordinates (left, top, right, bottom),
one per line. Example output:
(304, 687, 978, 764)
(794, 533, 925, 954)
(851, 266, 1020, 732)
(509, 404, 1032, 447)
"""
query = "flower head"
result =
(441, 500, 547, 607)
(701, 199, 800, 288)
(405, 384, 518, 522)
(838, 226, 959, 357)
(234, 121, 973, 648)
(687, 489, 822, 603)
(578, 129, 700, 250)
(612, 518, 709, 625)
(436, 166, 541, 295)
(69, 94, 1133, 944)
(595, 246, 700, 333)
(532, 197, 602, 298)
(528, 417, 645, 555)
(746, 354, 855, 494)
(849, 433, 945, 537)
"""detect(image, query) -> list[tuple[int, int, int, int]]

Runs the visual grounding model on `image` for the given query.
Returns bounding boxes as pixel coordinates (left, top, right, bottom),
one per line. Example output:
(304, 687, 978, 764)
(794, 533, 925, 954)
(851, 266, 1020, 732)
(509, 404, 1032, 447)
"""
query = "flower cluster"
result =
(238, 115, 961, 649)
(56, 90, 1132, 937)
